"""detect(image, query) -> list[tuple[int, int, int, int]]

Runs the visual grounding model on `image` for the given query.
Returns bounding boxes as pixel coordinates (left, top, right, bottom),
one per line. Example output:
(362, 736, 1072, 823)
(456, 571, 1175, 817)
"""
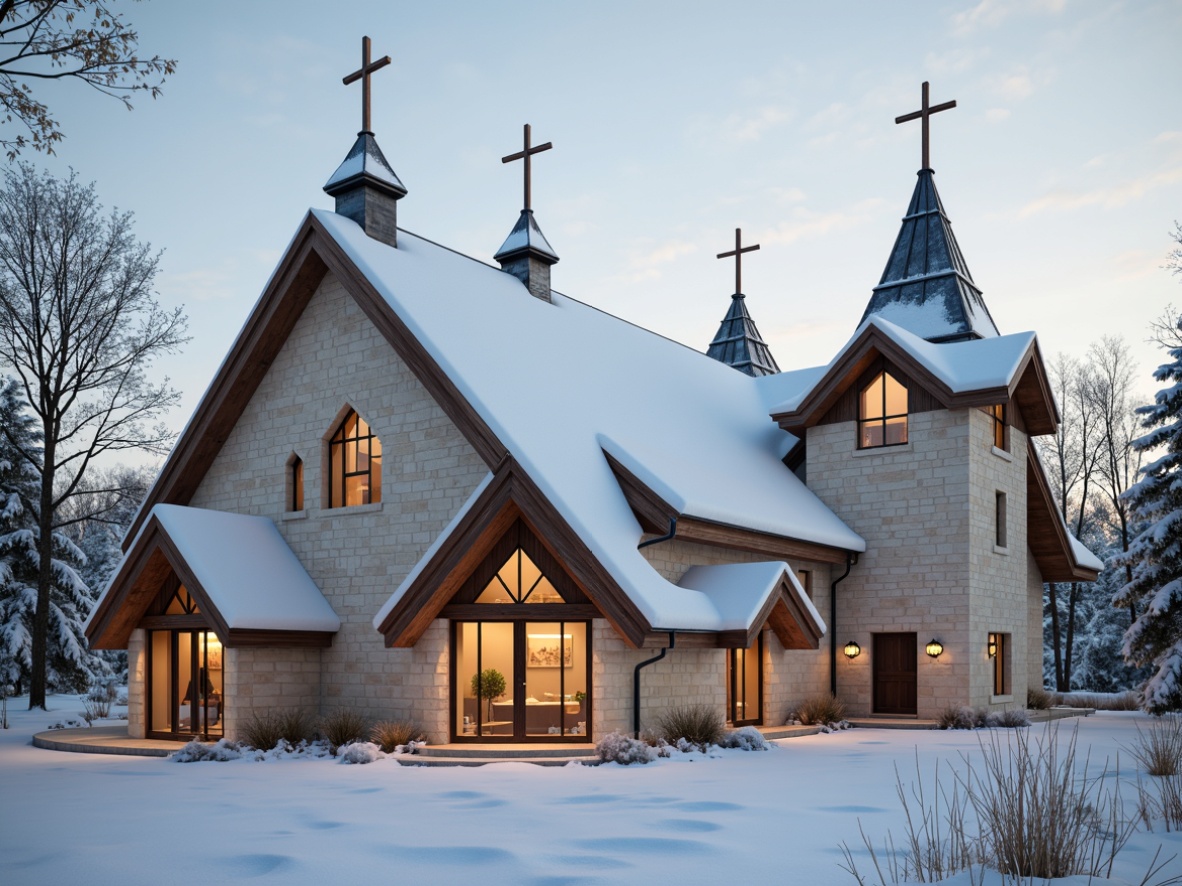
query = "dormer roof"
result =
(859, 169, 999, 343)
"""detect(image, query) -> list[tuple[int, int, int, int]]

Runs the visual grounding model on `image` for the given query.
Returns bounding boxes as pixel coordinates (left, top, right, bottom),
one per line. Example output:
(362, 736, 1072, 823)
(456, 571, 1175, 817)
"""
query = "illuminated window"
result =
(990, 632, 1010, 696)
(328, 410, 382, 508)
(859, 370, 908, 448)
(474, 549, 565, 604)
(981, 404, 1006, 450)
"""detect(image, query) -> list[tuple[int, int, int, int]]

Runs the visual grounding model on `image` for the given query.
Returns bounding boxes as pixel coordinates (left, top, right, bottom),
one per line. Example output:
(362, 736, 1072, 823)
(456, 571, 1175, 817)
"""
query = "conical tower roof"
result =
(707, 294, 780, 377)
(859, 169, 999, 342)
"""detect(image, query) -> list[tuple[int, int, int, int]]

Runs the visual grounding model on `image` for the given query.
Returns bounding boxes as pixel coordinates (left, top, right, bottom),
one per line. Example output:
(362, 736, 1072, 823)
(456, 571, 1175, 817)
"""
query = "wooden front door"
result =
(873, 633, 917, 715)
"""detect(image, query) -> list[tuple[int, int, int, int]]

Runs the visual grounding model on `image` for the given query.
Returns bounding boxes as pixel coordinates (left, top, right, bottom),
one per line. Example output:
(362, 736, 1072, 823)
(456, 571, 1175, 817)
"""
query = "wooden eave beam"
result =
(1026, 448, 1099, 582)
(602, 451, 677, 535)
(675, 516, 853, 565)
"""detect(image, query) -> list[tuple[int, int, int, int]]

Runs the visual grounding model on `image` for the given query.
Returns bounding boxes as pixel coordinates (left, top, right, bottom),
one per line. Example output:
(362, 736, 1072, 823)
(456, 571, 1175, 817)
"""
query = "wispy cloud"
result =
(985, 108, 1011, 123)
(1019, 165, 1182, 217)
(763, 198, 885, 245)
(726, 106, 792, 143)
(924, 46, 991, 75)
(951, 0, 1066, 35)
(622, 239, 699, 282)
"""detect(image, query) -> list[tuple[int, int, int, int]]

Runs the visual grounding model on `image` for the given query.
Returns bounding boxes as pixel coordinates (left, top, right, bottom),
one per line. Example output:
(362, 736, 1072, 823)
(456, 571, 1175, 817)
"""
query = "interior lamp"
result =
(987, 634, 998, 659)
(925, 639, 944, 659)
(843, 641, 861, 660)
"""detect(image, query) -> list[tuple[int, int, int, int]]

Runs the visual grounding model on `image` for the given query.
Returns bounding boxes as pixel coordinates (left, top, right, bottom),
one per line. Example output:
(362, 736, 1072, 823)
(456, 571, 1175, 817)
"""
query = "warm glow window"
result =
(727, 634, 763, 727)
(290, 456, 304, 511)
(328, 411, 382, 508)
(981, 404, 1006, 450)
(859, 370, 908, 449)
(475, 549, 564, 604)
(990, 632, 1010, 696)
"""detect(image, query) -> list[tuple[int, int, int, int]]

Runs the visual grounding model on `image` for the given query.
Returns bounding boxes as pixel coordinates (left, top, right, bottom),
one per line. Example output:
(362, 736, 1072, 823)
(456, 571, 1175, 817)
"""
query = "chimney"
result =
(324, 132, 406, 248)
(494, 210, 559, 302)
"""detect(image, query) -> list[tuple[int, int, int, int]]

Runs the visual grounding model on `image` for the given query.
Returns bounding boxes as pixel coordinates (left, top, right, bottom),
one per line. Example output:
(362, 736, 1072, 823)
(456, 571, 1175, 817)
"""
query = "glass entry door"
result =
(148, 630, 224, 740)
(727, 634, 763, 726)
(454, 620, 588, 741)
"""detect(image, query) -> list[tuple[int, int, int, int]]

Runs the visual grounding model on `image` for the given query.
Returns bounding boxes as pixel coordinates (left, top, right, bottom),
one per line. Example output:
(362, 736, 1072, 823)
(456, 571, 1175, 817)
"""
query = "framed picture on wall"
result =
(526, 633, 573, 668)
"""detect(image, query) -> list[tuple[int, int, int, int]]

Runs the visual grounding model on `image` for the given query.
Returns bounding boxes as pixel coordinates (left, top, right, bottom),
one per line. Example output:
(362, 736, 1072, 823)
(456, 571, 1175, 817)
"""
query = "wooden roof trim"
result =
(376, 457, 652, 649)
(602, 451, 677, 535)
(1026, 448, 1100, 583)
(124, 214, 510, 549)
(675, 516, 854, 565)
(771, 326, 1056, 436)
(123, 223, 329, 548)
(767, 578, 824, 650)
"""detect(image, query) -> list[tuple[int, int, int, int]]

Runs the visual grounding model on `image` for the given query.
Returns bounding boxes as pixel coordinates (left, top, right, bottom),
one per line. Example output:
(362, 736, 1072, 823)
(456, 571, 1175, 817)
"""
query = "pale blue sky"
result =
(21, 0, 1182, 425)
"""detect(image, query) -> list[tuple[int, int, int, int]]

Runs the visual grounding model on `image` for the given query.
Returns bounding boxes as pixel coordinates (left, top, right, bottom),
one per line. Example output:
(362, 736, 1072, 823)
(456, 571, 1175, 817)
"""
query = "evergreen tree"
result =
(1116, 314, 1182, 712)
(0, 378, 102, 693)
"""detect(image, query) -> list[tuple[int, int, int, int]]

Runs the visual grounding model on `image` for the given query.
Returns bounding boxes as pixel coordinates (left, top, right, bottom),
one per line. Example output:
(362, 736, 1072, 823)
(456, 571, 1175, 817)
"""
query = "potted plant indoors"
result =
(471, 668, 506, 721)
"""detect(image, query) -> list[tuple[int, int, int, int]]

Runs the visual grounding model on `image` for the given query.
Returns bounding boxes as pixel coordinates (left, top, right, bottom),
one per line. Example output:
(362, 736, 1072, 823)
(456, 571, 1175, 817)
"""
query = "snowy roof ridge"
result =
(706, 294, 780, 377)
(859, 169, 1000, 342)
(324, 131, 406, 197)
(493, 209, 558, 263)
(769, 315, 1037, 416)
(674, 562, 824, 634)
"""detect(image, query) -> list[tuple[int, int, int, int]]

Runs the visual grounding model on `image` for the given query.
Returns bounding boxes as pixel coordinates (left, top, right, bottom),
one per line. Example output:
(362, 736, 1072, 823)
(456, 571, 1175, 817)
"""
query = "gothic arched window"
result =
(328, 410, 382, 507)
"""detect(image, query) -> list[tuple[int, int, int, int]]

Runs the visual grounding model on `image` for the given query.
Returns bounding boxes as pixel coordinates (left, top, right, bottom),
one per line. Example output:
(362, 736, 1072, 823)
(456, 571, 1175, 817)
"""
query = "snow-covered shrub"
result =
(937, 706, 976, 730)
(789, 693, 847, 726)
(993, 708, 1030, 728)
(717, 725, 771, 751)
(655, 704, 724, 749)
(337, 741, 383, 765)
(319, 707, 370, 751)
(596, 731, 657, 765)
(370, 720, 424, 753)
(47, 718, 84, 730)
(172, 738, 245, 763)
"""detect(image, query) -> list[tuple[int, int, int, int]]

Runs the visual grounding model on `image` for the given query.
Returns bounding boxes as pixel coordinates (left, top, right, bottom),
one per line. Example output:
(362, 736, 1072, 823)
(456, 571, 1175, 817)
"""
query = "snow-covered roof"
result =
(493, 209, 558, 262)
(677, 563, 824, 634)
(324, 132, 407, 197)
(767, 315, 1037, 416)
(94, 504, 341, 634)
(308, 209, 862, 635)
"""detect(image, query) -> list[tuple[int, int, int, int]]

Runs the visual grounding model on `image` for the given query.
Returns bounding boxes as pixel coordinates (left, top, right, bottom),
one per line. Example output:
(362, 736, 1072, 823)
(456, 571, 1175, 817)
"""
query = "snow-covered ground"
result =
(2, 698, 1182, 885)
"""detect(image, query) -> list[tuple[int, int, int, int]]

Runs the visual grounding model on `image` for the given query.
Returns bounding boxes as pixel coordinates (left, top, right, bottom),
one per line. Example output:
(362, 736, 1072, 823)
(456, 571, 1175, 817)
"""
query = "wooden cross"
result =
(895, 81, 956, 170)
(342, 35, 391, 134)
(502, 124, 553, 212)
(717, 228, 760, 295)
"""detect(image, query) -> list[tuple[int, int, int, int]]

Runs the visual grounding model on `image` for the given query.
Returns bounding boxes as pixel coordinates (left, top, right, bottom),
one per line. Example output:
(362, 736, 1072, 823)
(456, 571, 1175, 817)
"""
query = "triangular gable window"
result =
(474, 549, 564, 604)
(163, 585, 200, 615)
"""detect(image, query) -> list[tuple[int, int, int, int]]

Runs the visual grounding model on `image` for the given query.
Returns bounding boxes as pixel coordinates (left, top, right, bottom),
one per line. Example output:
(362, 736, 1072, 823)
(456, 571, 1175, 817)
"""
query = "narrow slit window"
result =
(995, 491, 1007, 548)
(290, 456, 304, 512)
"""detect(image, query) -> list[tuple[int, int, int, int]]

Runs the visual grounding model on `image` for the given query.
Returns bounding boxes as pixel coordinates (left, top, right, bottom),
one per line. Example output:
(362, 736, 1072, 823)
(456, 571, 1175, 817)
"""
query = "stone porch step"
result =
(408, 742, 599, 766)
(758, 724, 823, 739)
(33, 725, 178, 757)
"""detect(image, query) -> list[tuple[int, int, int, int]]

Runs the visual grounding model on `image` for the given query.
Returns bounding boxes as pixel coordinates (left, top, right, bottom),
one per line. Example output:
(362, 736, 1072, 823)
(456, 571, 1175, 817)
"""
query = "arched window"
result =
(287, 455, 304, 512)
(859, 370, 908, 448)
(328, 410, 382, 507)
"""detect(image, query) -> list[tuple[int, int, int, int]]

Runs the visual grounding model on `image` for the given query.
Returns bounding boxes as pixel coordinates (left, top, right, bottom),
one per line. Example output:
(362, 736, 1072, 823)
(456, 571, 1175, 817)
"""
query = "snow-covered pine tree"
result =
(1115, 313, 1182, 712)
(0, 379, 105, 694)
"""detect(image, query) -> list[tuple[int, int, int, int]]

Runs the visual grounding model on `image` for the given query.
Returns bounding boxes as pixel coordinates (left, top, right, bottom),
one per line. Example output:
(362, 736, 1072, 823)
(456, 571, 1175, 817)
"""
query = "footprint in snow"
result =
(221, 853, 294, 877)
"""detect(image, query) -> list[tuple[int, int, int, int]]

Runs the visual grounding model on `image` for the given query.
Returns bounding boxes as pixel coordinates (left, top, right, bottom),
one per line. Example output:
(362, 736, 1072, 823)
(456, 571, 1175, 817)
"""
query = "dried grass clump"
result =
(937, 705, 976, 730)
(791, 693, 847, 726)
(370, 720, 425, 753)
(1027, 685, 1052, 710)
(319, 708, 370, 750)
(842, 724, 1157, 884)
(1052, 691, 1139, 711)
(238, 708, 313, 750)
(1130, 716, 1182, 777)
(655, 704, 724, 749)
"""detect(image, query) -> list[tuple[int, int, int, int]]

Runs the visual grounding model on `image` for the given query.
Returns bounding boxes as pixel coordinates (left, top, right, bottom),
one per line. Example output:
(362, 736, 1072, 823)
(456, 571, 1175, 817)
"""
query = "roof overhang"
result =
(1026, 448, 1102, 583)
(770, 323, 1058, 436)
(86, 510, 339, 650)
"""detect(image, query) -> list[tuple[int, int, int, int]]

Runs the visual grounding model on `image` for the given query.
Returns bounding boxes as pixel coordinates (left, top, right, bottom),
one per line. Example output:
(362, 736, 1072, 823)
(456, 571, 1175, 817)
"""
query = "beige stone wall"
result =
(126, 629, 146, 739)
(806, 409, 973, 718)
(187, 273, 489, 736)
(967, 413, 1031, 708)
(221, 646, 322, 739)
(1027, 549, 1046, 693)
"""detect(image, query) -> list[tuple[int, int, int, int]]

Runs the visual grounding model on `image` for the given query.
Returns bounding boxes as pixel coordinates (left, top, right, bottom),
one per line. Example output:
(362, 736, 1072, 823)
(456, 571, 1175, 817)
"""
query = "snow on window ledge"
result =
(317, 502, 384, 518)
(851, 443, 913, 459)
(281, 509, 308, 521)
(990, 446, 1013, 463)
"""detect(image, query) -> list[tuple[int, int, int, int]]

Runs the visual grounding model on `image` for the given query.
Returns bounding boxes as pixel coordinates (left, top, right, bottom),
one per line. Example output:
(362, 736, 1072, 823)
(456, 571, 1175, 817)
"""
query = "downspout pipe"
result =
(638, 516, 677, 549)
(829, 554, 854, 697)
(634, 632, 675, 738)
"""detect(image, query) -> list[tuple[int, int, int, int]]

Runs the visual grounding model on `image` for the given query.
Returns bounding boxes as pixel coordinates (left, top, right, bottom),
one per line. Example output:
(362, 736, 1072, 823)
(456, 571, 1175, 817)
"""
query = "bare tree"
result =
(1088, 337, 1143, 609)
(0, 164, 187, 708)
(0, 0, 176, 158)
(1039, 353, 1102, 689)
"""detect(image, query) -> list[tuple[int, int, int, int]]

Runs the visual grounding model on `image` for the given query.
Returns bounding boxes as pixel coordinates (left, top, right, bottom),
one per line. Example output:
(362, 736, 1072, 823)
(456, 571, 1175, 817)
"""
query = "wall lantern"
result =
(925, 639, 944, 659)
(843, 641, 861, 660)
(987, 633, 998, 659)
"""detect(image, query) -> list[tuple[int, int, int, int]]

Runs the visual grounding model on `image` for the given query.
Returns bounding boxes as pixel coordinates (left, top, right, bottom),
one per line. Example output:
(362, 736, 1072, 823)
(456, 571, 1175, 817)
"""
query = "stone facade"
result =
(805, 405, 1032, 718)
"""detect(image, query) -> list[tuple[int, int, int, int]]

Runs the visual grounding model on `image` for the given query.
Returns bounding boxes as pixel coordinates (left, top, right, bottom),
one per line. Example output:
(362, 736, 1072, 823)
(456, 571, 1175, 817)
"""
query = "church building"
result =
(85, 55, 1100, 745)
